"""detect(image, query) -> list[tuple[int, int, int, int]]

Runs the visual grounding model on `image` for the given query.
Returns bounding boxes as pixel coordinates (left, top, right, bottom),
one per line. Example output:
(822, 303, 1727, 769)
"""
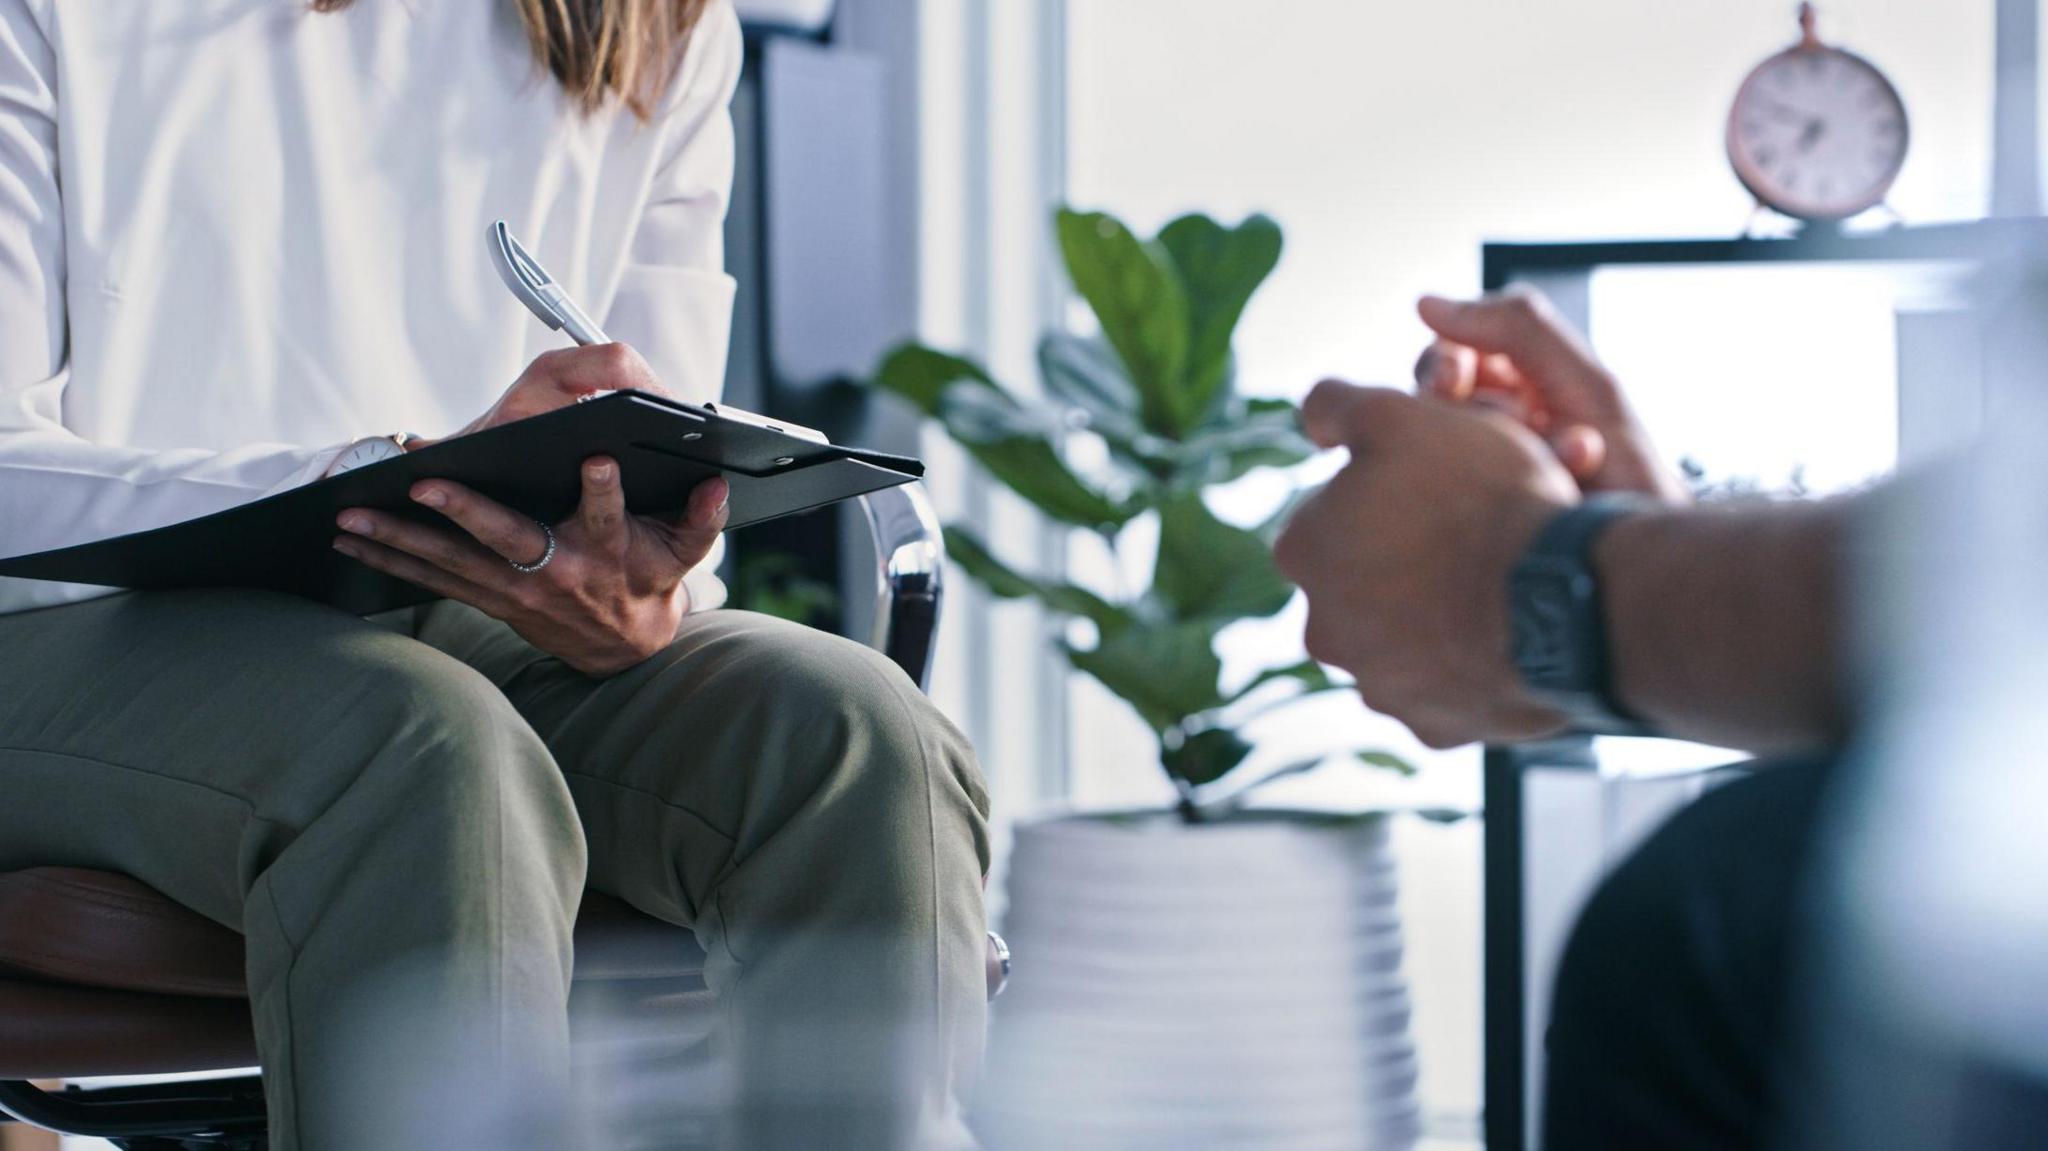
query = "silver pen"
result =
(490, 220, 612, 346)
(487, 220, 828, 443)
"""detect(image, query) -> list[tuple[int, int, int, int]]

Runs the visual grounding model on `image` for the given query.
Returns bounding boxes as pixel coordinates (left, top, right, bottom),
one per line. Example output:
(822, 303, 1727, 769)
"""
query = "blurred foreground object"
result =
(1796, 247, 2048, 1146)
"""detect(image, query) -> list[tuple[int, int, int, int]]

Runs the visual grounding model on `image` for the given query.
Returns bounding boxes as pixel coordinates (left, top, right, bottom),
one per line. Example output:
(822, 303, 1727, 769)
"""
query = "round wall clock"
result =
(1727, 3, 1910, 223)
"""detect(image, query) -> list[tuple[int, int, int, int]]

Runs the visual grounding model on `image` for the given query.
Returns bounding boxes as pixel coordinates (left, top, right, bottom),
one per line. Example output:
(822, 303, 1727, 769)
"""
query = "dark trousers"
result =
(1540, 759, 1835, 1150)
(1540, 754, 2048, 1150)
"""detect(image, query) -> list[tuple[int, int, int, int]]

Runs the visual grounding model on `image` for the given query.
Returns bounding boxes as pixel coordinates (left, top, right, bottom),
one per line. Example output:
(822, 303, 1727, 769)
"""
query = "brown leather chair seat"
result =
(0, 867, 708, 1079)
(0, 865, 1007, 1084)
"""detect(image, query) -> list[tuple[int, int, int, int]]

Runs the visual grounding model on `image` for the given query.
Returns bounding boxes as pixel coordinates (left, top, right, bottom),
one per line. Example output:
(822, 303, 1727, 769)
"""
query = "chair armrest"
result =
(855, 482, 943, 694)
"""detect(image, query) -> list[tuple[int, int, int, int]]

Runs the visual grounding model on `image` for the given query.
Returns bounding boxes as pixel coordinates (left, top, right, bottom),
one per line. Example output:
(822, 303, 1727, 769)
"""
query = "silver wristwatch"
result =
(324, 433, 421, 478)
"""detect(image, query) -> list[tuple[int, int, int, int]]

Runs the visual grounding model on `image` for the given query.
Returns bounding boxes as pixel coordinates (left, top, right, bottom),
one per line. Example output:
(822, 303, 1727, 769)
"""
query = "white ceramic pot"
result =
(974, 810, 1421, 1151)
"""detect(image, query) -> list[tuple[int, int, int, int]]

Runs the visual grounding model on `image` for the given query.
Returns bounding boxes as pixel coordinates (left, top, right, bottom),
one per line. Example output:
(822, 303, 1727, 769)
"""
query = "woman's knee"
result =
(662, 615, 989, 856)
(286, 636, 578, 853)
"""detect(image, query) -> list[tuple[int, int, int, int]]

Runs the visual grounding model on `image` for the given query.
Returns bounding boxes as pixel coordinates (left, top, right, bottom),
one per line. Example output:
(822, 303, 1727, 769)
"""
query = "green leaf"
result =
(1192, 753, 1330, 812)
(937, 385, 1068, 444)
(1186, 746, 1419, 819)
(967, 437, 1137, 531)
(1225, 659, 1340, 705)
(730, 551, 840, 626)
(1161, 727, 1254, 788)
(1065, 620, 1226, 734)
(941, 527, 1039, 600)
(871, 343, 985, 415)
(1173, 420, 1317, 488)
(1156, 213, 1283, 429)
(1171, 397, 1313, 488)
(1056, 209, 1192, 437)
(1037, 333, 1143, 424)
(1152, 494, 1296, 621)
(944, 527, 1131, 635)
(872, 343, 1135, 530)
(1355, 749, 1418, 776)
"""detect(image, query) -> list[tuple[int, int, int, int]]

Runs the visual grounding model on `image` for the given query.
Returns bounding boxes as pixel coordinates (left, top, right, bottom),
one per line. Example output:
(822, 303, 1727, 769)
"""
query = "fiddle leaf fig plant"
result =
(870, 207, 1409, 810)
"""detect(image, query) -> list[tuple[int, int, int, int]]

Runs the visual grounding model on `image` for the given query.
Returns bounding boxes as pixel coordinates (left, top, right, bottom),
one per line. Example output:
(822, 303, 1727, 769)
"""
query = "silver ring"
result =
(508, 521, 556, 574)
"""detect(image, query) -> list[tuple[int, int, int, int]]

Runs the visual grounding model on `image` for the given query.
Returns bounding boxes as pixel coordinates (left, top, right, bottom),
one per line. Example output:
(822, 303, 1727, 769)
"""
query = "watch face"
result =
(1728, 46, 1909, 221)
(331, 437, 403, 475)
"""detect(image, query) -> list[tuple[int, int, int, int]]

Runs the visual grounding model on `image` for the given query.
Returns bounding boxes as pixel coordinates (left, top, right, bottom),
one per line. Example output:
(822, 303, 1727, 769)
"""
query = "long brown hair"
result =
(312, 0, 713, 121)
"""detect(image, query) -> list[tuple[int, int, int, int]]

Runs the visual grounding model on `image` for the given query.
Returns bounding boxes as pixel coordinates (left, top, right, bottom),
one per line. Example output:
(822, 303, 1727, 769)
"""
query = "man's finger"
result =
(1300, 380, 1418, 451)
(1549, 423, 1607, 482)
(1477, 351, 1530, 394)
(410, 480, 553, 566)
(1415, 340, 1478, 402)
(575, 457, 628, 550)
(1417, 289, 1604, 391)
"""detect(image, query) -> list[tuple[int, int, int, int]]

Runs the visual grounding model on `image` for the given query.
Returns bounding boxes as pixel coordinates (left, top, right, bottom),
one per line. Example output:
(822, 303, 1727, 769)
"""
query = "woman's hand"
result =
(410, 342, 670, 450)
(336, 341, 726, 677)
(335, 460, 729, 676)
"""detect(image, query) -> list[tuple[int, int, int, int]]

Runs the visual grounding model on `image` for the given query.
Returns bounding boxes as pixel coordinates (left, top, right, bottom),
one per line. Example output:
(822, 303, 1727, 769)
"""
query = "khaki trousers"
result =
(0, 590, 991, 1149)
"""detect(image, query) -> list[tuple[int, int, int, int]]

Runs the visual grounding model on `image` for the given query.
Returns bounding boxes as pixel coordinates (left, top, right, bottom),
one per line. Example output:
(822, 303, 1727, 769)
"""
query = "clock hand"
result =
(1759, 97, 1808, 124)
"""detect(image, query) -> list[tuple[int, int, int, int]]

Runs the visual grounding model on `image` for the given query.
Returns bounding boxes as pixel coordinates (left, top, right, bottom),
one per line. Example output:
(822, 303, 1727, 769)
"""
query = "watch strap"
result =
(1516, 493, 1656, 733)
(1524, 493, 1649, 575)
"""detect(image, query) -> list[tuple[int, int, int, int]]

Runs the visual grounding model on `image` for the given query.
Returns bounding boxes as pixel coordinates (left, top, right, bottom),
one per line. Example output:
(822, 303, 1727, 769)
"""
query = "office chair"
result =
(0, 484, 1008, 1150)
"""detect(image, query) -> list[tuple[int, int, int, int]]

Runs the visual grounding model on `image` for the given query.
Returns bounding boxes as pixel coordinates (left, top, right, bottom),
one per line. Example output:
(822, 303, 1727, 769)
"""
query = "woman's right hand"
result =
(412, 343, 669, 450)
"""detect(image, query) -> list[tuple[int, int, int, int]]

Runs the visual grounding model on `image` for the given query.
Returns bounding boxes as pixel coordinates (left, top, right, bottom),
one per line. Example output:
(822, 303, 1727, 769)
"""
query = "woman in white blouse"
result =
(0, 1, 989, 1147)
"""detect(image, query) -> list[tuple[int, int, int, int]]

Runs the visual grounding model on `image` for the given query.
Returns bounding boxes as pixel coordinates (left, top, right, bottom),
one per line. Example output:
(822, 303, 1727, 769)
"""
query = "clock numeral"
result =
(1754, 146, 1777, 168)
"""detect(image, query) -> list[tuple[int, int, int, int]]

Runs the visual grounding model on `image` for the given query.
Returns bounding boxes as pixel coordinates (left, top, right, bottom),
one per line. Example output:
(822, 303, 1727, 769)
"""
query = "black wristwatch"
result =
(1508, 494, 1652, 735)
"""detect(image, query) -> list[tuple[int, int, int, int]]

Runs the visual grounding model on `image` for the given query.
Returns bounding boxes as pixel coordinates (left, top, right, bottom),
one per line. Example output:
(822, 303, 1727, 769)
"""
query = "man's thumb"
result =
(1300, 380, 1416, 452)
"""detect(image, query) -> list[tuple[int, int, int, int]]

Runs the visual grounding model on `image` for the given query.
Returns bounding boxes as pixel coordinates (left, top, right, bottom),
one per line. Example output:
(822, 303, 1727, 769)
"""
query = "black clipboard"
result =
(0, 391, 923, 615)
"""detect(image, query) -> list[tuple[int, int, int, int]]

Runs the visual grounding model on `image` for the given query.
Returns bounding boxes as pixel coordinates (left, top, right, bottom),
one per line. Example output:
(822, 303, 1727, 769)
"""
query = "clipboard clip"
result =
(704, 402, 830, 446)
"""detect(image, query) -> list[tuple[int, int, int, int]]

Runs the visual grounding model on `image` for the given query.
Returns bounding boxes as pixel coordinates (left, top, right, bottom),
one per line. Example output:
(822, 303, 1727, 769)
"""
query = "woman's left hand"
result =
(334, 459, 729, 677)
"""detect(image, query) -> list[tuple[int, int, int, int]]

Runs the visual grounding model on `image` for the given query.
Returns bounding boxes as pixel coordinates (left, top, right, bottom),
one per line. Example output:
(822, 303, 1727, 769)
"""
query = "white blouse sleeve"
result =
(0, 0, 341, 611)
(603, 1, 743, 405)
(603, 1, 745, 613)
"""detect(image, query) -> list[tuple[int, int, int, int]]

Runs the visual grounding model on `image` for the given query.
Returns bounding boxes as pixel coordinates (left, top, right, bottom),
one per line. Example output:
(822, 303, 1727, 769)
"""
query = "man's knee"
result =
(1544, 762, 1836, 1146)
